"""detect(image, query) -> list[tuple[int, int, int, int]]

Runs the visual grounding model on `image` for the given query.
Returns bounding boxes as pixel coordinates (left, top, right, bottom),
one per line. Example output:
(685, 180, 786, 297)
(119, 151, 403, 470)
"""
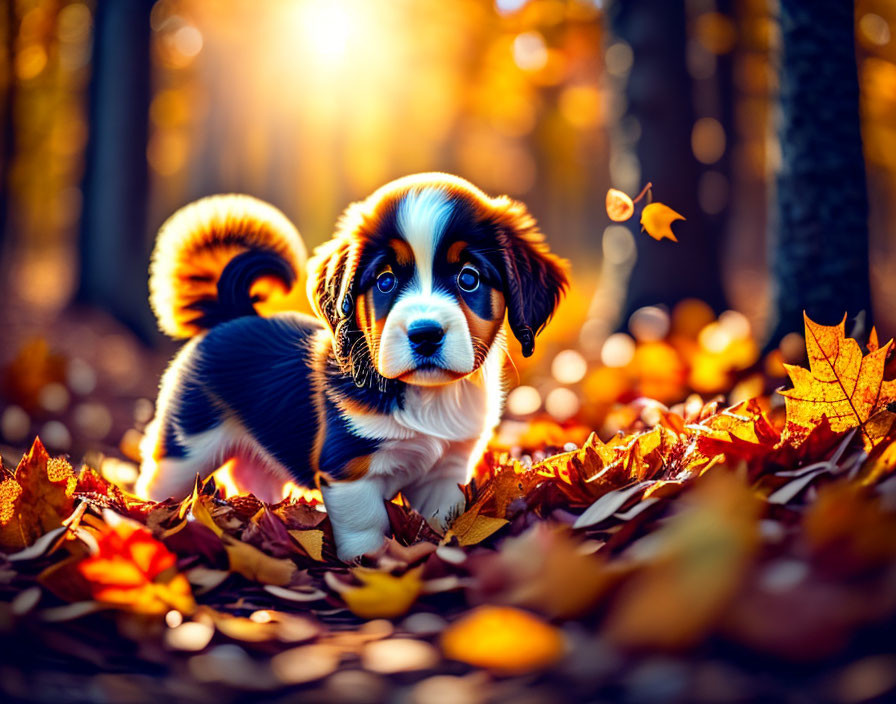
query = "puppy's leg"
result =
(322, 477, 391, 561)
(137, 421, 228, 501)
(403, 441, 473, 531)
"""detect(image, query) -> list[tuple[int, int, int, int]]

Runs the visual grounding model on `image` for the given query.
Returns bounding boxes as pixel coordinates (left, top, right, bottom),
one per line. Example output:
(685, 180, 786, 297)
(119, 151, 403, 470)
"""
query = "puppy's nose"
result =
(407, 320, 445, 357)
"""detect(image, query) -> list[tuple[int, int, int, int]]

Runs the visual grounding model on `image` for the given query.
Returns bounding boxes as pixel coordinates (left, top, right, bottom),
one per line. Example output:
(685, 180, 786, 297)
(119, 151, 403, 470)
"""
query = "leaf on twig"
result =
(641, 202, 685, 242)
(605, 188, 634, 222)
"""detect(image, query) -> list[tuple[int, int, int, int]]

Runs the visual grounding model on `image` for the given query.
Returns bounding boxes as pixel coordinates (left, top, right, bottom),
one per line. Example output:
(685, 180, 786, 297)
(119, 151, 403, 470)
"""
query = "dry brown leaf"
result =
(606, 471, 759, 649)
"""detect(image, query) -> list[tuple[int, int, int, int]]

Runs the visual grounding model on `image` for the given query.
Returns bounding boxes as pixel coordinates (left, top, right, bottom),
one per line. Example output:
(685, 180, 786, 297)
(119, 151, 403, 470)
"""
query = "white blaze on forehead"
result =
(396, 188, 453, 292)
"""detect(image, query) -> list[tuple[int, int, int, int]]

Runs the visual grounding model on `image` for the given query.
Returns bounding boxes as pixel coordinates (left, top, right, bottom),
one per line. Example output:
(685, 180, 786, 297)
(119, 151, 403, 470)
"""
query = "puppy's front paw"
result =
(336, 533, 390, 563)
(415, 484, 467, 533)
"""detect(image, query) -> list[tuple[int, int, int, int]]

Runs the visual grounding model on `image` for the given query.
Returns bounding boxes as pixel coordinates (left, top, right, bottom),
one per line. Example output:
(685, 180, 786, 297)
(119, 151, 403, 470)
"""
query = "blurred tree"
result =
(606, 0, 728, 322)
(768, 0, 871, 344)
(77, 0, 156, 340)
(0, 0, 19, 258)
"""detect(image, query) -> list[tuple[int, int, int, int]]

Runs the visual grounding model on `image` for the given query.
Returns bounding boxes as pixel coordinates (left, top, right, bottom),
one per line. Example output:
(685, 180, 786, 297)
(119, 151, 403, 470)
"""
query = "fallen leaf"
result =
(340, 567, 423, 619)
(607, 471, 759, 649)
(223, 535, 297, 586)
(640, 202, 685, 242)
(289, 529, 325, 561)
(441, 606, 564, 674)
(779, 313, 896, 451)
(0, 437, 76, 551)
(77, 522, 195, 615)
(479, 524, 622, 618)
(606, 188, 634, 222)
(447, 510, 509, 546)
(574, 481, 654, 529)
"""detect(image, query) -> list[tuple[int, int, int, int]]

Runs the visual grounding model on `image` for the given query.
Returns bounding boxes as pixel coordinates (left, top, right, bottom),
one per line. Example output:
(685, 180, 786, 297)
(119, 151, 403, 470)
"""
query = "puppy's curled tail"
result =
(149, 194, 306, 338)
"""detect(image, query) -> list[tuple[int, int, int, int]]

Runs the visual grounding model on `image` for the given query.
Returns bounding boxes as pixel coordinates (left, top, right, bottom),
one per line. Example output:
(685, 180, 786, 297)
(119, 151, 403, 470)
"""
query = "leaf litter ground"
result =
(2, 315, 896, 703)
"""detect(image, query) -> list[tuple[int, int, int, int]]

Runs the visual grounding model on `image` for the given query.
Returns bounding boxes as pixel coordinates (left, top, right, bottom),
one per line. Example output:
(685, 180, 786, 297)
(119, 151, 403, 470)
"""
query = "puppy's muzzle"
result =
(407, 319, 445, 358)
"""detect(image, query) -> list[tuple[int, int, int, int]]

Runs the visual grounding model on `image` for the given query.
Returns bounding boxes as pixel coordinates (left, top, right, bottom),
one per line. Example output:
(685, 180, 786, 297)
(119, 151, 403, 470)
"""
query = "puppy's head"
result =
(308, 173, 568, 387)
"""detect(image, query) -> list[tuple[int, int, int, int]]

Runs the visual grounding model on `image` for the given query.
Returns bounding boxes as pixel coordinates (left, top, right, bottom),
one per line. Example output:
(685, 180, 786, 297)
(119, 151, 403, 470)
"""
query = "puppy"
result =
(136, 173, 568, 560)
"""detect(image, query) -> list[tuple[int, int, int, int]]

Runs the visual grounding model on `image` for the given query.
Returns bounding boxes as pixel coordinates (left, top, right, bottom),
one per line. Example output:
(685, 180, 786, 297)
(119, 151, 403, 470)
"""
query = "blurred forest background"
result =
(0, 0, 894, 466)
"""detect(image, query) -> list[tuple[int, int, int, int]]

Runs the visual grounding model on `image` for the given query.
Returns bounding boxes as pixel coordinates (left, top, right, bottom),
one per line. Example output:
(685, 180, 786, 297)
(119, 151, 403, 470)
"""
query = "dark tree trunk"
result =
(77, 0, 156, 340)
(768, 0, 870, 344)
(0, 0, 19, 260)
(607, 0, 728, 321)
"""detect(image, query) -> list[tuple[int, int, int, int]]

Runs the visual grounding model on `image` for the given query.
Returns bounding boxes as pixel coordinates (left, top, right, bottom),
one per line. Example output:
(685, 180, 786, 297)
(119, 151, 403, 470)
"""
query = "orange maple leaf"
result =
(77, 521, 195, 615)
(778, 313, 896, 451)
(0, 437, 76, 551)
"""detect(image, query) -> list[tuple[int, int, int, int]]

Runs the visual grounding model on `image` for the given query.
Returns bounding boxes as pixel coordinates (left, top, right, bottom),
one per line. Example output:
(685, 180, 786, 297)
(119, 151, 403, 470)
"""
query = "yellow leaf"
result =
(341, 567, 422, 619)
(605, 188, 634, 222)
(289, 529, 325, 561)
(223, 536, 297, 586)
(640, 202, 685, 242)
(447, 509, 509, 547)
(0, 437, 76, 551)
(441, 606, 564, 674)
(778, 313, 896, 451)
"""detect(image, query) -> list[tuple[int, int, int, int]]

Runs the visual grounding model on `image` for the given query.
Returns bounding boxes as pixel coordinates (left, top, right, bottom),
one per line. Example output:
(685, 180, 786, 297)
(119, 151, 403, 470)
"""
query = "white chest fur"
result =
(344, 341, 506, 488)
(323, 342, 507, 560)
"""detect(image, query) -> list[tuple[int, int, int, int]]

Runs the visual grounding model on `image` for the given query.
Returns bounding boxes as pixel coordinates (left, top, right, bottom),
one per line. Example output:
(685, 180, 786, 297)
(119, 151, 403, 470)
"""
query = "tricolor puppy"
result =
(136, 173, 568, 560)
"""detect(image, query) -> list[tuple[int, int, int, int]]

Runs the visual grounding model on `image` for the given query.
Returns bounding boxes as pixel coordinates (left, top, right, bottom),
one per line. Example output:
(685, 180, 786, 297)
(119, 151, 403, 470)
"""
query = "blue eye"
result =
(457, 266, 480, 292)
(376, 271, 396, 293)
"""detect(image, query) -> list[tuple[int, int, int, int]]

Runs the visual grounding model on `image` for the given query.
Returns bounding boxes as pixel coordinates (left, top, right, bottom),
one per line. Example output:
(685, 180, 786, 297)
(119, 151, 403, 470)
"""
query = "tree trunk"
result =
(76, 0, 156, 340)
(606, 0, 728, 321)
(0, 0, 19, 260)
(768, 0, 870, 344)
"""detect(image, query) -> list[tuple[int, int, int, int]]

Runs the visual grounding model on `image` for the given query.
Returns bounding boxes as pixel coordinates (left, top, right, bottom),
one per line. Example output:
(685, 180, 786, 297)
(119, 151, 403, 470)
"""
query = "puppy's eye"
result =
(376, 270, 396, 293)
(457, 265, 480, 292)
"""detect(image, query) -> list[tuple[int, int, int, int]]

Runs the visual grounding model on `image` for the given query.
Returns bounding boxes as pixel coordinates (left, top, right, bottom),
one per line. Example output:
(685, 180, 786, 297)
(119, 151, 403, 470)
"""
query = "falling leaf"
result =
(640, 202, 685, 242)
(0, 437, 76, 551)
(778, 313, 896, 451)
(340, 567, 423, 619)
(77, 522, 195, 615)
(605, 188, 634, 222)
(441, 606, 564, 674)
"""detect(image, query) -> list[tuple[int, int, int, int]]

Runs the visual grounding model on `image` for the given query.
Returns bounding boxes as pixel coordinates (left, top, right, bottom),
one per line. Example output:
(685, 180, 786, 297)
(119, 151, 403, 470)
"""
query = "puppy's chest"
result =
(345, 380, 489, 475)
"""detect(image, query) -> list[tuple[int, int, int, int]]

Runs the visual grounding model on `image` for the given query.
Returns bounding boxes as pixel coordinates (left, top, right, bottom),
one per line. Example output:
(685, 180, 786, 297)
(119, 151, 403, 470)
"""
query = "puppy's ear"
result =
(490, 198, 568, 357)
(306, 236, 360, 364)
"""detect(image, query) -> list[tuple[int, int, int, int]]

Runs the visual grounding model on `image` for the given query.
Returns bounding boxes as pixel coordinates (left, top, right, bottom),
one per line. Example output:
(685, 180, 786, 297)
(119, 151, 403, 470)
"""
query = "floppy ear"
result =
(490, 198, 568, 357)
(306, 236, 360, 366)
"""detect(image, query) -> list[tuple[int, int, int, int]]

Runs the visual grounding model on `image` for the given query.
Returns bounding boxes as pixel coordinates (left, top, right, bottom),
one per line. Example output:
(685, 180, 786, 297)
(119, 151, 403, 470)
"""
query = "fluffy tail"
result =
(149, 194, 306, 338)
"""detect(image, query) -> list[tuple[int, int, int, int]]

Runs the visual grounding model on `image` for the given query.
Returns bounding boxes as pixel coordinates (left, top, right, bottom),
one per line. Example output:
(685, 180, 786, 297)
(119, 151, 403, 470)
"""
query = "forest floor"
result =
(1, 308, 896, 704)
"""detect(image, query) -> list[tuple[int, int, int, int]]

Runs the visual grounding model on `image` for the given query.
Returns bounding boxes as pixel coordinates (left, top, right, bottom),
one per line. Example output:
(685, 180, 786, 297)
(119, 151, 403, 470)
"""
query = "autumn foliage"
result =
(2, 314, 896, 699)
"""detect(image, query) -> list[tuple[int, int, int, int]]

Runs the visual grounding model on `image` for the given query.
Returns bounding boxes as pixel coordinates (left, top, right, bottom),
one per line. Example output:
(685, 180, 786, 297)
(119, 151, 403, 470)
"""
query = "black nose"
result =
(407, 320, 445, 357)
